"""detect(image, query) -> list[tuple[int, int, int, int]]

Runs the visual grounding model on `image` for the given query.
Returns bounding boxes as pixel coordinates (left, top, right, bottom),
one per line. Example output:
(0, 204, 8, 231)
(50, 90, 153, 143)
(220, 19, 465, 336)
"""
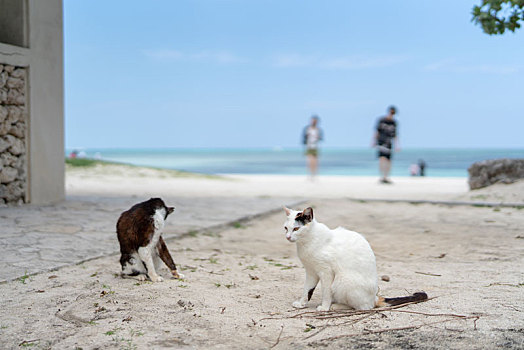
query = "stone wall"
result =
(0, 63, 27, 205)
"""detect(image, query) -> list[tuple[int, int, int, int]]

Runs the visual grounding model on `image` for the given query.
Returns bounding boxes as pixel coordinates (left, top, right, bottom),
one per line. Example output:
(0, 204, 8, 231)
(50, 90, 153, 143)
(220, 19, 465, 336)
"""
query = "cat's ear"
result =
(283, 206, 291, 216)
(302, 207, 314, 222)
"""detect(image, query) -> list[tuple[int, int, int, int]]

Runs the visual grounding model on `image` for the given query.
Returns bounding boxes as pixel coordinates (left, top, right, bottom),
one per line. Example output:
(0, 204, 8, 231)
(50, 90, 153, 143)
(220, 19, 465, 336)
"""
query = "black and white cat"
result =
(283, 206, 427, 310)
(117, 198, 184, 282)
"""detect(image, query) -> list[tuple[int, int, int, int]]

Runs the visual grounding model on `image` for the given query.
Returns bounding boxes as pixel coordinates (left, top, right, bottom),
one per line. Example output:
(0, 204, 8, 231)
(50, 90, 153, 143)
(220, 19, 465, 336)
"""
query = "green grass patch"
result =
(232, 222, 246, 229)
(203, 231, 221, 238)
(65, 158, 98, 167)
(19, 340, 38, 347)
(187, 230, 199, 237)
(65, 158, 225, 180)
(129, 329, 144, 337)
(304, 323, 316, 332)
(19, 271, 30, 284)
(272, 263, 295, 270)
(471, 194, 488, 200)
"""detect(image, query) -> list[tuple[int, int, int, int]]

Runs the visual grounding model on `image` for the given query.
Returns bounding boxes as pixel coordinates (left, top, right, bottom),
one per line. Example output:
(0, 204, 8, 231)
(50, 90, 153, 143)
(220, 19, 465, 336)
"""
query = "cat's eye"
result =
(285, 227, 288, 232)
(293, 227, 299, 232)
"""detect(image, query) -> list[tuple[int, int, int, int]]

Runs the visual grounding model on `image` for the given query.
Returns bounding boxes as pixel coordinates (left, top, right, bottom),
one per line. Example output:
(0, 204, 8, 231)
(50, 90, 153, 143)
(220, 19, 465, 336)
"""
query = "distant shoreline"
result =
(64, 148, 523, 178)
(66, 157, 468, 179)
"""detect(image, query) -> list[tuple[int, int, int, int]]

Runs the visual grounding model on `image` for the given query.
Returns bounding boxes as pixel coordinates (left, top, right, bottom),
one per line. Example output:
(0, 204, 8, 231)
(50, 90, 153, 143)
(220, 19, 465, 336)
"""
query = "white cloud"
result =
(424, 59, 520, 74)
(145, 49, 245, 64)
(273, 54, 409, 70)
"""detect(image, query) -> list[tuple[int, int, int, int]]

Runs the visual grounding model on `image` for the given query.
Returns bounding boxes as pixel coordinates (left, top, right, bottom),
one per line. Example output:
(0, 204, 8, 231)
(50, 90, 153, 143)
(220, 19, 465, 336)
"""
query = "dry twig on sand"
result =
(303, 314, 375, 340)
(270, 325, 284, 349)
(260, 297, 435, 322)
(317, 315, 480, 342)
(415, 271, 442, 277)
(259, 297, 480, 343)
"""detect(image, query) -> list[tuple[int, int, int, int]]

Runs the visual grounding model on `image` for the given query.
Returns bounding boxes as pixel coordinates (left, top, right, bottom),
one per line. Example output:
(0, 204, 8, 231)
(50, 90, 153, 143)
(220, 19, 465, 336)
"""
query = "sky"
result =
(64, 0, 524, 149)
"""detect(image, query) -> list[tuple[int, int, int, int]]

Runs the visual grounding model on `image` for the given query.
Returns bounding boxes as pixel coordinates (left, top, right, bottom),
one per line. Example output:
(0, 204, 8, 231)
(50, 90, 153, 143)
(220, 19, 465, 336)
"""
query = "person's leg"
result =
(379, 156, 393, 183)
(306, 153, 318, 179)
(310, 155, 318, 177)
(379, 156, 387, 181)
(383, 157, 391, 181)
(307, 154, 313, 177)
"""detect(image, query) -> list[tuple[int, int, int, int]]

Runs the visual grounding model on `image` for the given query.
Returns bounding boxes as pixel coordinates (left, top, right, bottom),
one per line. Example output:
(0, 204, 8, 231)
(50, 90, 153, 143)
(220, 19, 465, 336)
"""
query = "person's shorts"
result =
(305, 149, 318, 157)
(377, 144, 392, 160)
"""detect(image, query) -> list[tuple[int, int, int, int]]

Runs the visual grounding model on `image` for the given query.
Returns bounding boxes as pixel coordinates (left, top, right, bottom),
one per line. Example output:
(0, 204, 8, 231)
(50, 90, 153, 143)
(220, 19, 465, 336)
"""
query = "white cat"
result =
(283, 206, 427, 311)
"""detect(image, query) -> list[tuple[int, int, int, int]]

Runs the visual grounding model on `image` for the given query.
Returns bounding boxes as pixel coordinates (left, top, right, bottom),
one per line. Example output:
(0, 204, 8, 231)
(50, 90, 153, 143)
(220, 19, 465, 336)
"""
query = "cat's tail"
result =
(376, 292, 428, 307)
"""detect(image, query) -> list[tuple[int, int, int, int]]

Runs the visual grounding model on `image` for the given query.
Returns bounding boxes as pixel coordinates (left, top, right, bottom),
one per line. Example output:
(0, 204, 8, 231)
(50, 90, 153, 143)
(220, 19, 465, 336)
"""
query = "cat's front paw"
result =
(171, 270, 184, 279)
(292, 300, 306, 309)
(150, 275, 164, 282)
(137, 274, 147, 281)
(316, 305, 330, 312)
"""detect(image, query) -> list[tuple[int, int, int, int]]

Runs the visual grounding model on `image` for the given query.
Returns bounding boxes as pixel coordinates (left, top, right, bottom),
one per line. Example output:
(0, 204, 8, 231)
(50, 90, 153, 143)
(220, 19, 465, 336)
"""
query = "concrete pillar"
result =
(0, 0, 64, 205)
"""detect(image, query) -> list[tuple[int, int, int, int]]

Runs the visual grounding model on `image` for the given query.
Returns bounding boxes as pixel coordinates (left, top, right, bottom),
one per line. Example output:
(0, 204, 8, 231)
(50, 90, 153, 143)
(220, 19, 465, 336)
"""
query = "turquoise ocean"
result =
(70, 148, 524, 177)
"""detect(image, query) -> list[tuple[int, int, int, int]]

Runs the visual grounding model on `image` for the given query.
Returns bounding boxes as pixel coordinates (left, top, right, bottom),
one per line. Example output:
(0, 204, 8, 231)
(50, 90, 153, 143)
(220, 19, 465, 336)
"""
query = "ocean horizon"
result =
(66, 148, 524, 178)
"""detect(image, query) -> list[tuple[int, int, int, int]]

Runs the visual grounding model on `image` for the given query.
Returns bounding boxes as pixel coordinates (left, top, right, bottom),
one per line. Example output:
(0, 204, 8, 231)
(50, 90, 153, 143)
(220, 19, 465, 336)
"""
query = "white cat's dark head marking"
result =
(295, 207, 313, 225)
(283, 207, 314, 242)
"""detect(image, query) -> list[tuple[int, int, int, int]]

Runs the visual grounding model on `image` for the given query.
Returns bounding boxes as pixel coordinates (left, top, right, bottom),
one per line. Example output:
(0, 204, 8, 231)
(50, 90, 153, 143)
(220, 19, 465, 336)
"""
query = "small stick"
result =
(415, 271, 441, 277)
(307, 298, 437, 320)
(259, 297, 436, 322)
(19, 340, 39, 346)
(319, 316, 479, 342)
(485, 282, 522, 287)
(304, 313, 374, 340)
(387, 309, 476, 319)
(270, 325, 284, 349)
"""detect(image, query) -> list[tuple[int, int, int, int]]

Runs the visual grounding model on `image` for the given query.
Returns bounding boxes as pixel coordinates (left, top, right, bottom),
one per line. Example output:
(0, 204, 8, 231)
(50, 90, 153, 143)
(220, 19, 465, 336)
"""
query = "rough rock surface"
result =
(0, 64, 26, 205)
(0, 166, 18, 183)
(468, 158, 524, 190)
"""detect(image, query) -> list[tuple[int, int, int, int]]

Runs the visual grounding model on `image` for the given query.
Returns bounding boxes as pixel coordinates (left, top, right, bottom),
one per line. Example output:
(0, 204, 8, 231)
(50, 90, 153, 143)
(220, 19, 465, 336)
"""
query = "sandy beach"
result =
(65, 162, 472, 201)
(1, 164, 523, 349)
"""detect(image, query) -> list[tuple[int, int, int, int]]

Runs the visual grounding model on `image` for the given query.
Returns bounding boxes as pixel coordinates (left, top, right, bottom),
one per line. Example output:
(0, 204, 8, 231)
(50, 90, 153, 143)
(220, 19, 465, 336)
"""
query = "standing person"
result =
(302, 115, 323, 180)
(372, 106, 398, 184)
(418, 159, 426, 176)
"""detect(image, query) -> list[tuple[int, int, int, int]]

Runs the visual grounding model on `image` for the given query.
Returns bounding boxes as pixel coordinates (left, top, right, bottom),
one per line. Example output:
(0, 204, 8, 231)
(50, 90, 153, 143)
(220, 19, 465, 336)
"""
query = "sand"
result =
(456, 179, 524, 204)
(1, 165, 523, 349)
(66, 162, 469, 201)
